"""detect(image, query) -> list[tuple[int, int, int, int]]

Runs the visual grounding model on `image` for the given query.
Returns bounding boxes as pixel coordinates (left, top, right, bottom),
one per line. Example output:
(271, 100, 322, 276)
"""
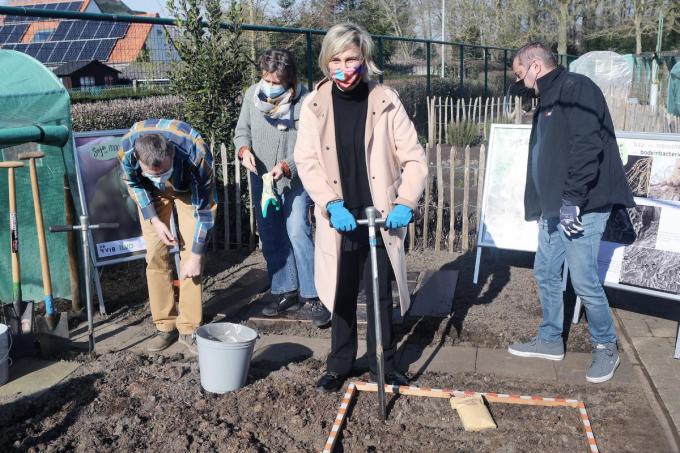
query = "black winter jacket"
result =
(524, 66, 635, 221)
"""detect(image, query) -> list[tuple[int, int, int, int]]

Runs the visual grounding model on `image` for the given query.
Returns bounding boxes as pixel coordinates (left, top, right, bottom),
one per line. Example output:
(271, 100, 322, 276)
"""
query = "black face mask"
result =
(509, 79, 538, 99)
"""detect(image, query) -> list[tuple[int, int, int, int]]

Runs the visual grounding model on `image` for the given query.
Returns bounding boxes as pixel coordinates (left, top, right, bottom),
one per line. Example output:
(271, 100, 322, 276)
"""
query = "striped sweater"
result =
(118, 119, 215, 254)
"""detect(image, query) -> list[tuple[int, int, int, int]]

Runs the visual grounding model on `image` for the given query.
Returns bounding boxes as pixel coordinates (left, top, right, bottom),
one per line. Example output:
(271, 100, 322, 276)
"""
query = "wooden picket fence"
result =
(211, 92, 679, 252)
(415, 95, 527, 252)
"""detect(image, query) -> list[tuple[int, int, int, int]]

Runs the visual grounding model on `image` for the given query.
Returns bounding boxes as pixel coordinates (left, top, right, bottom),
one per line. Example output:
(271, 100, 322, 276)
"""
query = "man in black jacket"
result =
(506, 42, 635, 384)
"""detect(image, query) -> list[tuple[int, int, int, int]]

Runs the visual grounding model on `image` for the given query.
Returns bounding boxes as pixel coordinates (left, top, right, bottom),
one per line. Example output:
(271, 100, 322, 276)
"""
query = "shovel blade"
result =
(4, 302, 37, 358)
(36, 312, 70, 358)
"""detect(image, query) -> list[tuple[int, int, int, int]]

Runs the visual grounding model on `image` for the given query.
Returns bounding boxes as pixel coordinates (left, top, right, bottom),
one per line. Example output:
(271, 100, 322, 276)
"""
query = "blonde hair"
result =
(318, 23, 382, 80)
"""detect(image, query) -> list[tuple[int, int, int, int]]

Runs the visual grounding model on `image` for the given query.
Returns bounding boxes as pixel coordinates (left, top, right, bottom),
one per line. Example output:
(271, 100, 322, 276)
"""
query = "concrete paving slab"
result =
(74, 320, 154, 355)
(617, 315, 653, 338)
(396, 343, 476, 375)
(645, 318, 679, 338)
(630, 337, 679, 379)
(476, 348, 557, 381)
(0, 359, 80, 400)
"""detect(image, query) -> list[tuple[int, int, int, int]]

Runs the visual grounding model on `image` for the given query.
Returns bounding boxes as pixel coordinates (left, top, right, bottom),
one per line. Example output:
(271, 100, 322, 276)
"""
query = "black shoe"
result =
(261, 291, 301, 316)
(369, 369, 410, 387)
(309, 299, 331, 328)
(315, 371, 346, 393)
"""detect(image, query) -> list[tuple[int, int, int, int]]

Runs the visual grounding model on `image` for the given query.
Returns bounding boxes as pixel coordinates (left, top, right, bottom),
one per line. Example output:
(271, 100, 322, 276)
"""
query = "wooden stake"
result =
(462, 145, 470, 252)
(220, 144, 230, 249)
(422, 144, 431, 248)
(435, 144, 444, 252)
(234, 153, 243, 248)
(448, 145, 456, 253)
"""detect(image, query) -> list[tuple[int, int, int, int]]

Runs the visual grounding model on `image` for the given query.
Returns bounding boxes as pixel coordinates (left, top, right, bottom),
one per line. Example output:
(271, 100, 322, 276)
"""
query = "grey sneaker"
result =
(147, 330, 178, 352)
(508, 336, 565, 360)
(586, 343, 620, 383)
(178, 332, 198, 356)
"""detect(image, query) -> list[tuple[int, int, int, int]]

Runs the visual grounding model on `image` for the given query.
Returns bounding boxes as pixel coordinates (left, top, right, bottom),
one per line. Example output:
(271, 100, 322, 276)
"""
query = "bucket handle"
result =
(0, 329, 12, 367)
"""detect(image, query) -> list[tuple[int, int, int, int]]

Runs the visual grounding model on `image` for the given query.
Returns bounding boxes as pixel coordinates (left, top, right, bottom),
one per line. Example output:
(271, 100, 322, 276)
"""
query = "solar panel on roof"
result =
(14, 43, 28, 53)
(109, 23, 128, 39)
(3, 44, 16, 50)
(0, 25, 14, 45)
(94, 22, 114, 39)
(64, 20, 84, 40)
(93, 38, 115, 61)
(55, 2, 68, 10)
(51, 21, 72, 41)
(78, 39, 100, 61)
(4, 24, 29, 43)
(48, 40, 71, 63)
(68, 2, 82, 11)
(36, 41, 56, 62)
(63, 40, 83, 61)
(80, 21, 101, 39)
(25, 42, 41, 57)
(45, 3, 58, 10)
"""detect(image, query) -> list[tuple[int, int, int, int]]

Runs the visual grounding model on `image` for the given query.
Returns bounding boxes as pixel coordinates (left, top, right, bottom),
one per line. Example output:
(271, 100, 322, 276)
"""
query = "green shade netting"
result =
(0, 50, 80, 304)
(667, 61, 680, 117)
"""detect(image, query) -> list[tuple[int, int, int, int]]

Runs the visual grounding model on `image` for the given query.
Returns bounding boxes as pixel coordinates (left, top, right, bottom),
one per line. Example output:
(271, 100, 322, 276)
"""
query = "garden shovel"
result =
(19, 151, 70, 357)
(1, 160, 35, 357)
(357, 206, 388, 421)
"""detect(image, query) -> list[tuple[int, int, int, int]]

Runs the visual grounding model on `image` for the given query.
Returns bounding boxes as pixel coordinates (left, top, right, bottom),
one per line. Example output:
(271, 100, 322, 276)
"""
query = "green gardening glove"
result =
(261, 173, 280, 218)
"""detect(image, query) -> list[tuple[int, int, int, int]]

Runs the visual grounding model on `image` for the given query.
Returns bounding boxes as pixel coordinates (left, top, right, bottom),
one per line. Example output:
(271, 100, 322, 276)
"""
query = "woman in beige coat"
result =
(294, 23, 428, 392)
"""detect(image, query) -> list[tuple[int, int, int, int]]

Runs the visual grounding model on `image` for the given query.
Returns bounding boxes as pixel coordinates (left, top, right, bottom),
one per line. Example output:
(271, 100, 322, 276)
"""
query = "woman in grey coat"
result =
(234, 48, 330, 327)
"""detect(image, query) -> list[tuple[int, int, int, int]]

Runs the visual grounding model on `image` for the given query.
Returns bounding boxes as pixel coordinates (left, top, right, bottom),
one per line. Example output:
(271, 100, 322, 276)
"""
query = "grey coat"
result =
(233, 83, 308, 193)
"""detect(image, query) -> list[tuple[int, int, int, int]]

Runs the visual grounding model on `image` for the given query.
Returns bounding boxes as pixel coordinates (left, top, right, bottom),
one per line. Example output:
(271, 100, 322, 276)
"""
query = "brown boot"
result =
(147, 330, 178, 352)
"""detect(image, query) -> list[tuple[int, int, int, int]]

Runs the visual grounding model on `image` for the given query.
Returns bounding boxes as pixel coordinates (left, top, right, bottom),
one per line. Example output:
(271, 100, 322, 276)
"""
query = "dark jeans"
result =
(327, 244, 395, 376)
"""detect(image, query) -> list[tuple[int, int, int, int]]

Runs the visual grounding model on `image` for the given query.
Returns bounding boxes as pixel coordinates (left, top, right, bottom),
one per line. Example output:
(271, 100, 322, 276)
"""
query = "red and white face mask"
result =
(331, 64, 366, 90)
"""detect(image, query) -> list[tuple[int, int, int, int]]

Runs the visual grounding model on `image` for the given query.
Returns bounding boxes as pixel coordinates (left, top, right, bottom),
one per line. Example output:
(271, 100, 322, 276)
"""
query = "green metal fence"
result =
(0, 5, 576, 101)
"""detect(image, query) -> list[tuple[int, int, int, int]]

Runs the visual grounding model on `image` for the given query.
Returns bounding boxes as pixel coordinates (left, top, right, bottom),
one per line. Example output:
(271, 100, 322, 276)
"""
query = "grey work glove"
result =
(559, 202, 584, 236)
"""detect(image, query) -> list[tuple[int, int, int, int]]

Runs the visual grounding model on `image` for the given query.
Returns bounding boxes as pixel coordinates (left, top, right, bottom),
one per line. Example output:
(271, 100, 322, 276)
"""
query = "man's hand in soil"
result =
(180, 253, 204, 280)
(150, 217, 177, 246)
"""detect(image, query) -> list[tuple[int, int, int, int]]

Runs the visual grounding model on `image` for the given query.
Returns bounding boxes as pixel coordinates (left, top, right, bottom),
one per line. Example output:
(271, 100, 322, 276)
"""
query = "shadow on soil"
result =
(0, 373, 103, 450)
(394, 248, 581, 385)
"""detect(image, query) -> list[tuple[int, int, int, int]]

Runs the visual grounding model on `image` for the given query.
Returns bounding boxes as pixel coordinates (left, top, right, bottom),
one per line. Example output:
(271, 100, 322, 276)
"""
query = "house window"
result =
(32, 30, 54, 42)
(79, 76, 96, 87)
(104, 75, 115, 86)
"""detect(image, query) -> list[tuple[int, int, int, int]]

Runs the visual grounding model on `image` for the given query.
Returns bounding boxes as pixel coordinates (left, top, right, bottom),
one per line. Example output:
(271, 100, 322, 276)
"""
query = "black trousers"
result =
(327, 244, 395, 376)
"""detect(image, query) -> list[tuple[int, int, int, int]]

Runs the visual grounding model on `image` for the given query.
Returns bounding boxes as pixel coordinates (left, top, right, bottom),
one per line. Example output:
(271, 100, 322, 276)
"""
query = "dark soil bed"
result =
(248, 249, 594, 354)
(0, 352, 669, 452)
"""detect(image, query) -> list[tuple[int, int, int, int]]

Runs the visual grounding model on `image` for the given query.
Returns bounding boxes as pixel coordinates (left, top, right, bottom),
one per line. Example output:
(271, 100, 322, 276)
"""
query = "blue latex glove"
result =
(327, 200, 357, 232)
(559, 202, 583, 237)
(385, 204, 413, 229)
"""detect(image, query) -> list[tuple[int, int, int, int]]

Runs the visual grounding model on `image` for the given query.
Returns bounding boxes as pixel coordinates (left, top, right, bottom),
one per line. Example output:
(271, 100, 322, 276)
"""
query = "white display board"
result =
(478, 124, 537, 252)
(476, 125, 680, 297)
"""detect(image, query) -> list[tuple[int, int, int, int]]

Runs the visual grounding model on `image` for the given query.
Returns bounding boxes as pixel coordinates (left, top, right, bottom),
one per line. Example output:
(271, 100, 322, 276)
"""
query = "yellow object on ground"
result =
(450, 395, 497, 432)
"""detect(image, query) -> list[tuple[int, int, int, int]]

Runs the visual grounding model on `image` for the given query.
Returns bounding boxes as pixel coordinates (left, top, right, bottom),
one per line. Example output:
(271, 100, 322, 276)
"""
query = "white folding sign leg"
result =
(473, 246, 482, 285)
(674, 322, 680, 360)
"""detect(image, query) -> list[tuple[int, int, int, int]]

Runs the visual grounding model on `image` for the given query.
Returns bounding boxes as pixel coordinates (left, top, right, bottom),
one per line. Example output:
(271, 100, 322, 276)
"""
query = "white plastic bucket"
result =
(196, 322, 258, 394)
(0, 323, 11, 386)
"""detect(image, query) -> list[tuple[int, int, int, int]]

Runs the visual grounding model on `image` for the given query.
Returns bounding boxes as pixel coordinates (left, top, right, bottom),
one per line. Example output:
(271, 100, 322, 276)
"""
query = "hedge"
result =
(71, 95, 185, 132)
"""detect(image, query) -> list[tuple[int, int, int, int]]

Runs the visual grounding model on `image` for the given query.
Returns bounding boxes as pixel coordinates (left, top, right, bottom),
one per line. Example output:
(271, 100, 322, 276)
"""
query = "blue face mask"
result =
(144, 165, 173, 185)
(261, 80, 286, 99)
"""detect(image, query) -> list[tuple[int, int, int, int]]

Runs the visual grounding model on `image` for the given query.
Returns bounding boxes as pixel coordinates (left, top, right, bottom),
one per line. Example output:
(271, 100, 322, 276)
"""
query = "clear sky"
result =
(0, 0, 171, 16)
(123, 0, 170, 17)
